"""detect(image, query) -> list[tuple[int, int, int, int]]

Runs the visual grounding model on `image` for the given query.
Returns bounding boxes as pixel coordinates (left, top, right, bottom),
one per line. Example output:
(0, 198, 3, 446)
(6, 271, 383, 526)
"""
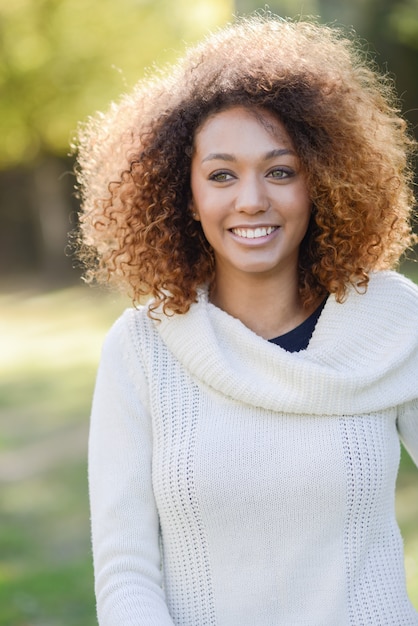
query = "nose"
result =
(234, 175, 269, 214)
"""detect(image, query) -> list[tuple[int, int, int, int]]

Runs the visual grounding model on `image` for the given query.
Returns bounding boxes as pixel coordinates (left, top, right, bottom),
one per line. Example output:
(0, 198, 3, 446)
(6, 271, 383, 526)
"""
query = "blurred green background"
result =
(0, 0, 417, 624)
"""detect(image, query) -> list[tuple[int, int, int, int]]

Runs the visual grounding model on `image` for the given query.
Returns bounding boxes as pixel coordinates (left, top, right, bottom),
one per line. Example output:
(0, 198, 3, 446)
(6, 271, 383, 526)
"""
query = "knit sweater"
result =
(89, 270, 418, 626)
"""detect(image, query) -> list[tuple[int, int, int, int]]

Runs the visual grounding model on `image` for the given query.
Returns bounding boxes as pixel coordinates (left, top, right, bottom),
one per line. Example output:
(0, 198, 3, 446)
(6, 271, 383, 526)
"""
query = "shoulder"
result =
(359, 270, 418, 321)
(339, 270, 418, 326)
(100, 304, 158, 367)
(311, 270, 418, 359)
(102, 305, 148, 346)
(367, 269, 418, 298)
(340, 269, 418, 349)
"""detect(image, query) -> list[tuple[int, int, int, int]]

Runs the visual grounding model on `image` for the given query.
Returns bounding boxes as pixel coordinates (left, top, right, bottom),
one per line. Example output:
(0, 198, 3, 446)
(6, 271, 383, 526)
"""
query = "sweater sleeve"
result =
(89, 312, 175, 626)
(397, 398, 418, 467)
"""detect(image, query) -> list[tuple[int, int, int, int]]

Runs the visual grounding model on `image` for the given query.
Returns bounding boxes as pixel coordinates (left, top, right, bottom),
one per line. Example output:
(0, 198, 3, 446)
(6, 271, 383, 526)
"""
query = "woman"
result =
(76, 15, 418, 625)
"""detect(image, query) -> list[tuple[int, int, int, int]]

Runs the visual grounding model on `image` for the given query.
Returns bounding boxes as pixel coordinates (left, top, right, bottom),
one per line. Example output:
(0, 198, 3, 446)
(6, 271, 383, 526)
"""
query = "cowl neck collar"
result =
(154, 272, 418, 415)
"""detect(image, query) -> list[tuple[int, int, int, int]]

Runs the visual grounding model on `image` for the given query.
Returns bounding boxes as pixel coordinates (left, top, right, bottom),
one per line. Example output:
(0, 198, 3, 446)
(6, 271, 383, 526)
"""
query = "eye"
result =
(267, 167, 293, 180)
(208, 170, 234, 182)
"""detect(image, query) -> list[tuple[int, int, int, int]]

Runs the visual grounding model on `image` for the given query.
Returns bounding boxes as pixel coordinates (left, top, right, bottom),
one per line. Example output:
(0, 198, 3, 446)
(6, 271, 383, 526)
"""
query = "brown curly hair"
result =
(74, 15, 416, 314)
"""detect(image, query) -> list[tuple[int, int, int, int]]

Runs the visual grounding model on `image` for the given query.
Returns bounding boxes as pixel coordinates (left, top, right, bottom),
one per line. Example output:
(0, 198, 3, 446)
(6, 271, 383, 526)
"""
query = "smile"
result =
(230, 226, 278, 239)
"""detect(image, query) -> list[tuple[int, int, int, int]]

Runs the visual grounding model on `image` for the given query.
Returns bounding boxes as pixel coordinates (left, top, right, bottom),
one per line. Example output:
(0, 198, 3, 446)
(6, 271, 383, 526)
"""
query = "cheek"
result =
(293, 188, 312, 221)
(300, 201, 312, 223)
(287, 194, 312, 240)
(299, 207, 312, 238)
(190, 190, 223, 226)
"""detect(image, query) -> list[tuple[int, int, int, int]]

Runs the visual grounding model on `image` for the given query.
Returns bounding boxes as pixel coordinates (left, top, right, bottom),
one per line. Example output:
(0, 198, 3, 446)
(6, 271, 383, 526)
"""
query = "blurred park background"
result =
(0, 0, 417, 623)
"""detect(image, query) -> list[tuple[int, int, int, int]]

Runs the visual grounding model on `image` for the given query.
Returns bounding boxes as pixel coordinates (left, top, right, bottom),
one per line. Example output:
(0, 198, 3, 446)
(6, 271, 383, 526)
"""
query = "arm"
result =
(89, 312, 174, 626)
(397, 398, 418, 467)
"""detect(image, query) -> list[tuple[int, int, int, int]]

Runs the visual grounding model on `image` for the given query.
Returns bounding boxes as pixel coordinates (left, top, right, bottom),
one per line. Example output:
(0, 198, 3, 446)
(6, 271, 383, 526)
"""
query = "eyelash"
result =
(208, 167, 294, 182)
(268, 167, 294, 179)
(209, 171, 233, 182)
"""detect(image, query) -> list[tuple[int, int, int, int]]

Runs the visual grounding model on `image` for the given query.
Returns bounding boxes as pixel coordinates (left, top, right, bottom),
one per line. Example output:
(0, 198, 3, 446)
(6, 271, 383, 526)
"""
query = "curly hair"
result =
(74, 14, 416, 314)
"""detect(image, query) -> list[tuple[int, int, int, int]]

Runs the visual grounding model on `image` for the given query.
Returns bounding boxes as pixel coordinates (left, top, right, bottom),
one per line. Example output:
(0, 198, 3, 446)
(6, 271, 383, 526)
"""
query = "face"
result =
(190, 106, 312, 285)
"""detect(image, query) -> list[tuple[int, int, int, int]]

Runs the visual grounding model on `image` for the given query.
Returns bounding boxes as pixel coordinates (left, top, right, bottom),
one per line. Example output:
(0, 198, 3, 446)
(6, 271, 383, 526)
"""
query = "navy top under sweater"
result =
(269, 298, 327, 352)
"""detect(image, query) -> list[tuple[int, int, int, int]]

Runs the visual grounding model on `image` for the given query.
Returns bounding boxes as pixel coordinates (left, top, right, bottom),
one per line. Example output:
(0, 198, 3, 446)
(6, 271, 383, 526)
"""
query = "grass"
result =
(0, 284, 126, 626)
(1, 265, 417, 624)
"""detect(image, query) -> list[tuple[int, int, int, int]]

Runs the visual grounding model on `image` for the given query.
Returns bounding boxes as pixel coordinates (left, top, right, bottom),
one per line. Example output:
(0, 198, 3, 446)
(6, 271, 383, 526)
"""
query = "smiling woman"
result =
(74, 14, 418, 626)
(190, 107, 313, 336)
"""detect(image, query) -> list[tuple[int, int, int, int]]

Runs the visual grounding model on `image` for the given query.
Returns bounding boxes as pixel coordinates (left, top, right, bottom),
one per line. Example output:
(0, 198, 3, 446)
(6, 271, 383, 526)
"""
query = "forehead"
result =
(193, 106, 294, 152)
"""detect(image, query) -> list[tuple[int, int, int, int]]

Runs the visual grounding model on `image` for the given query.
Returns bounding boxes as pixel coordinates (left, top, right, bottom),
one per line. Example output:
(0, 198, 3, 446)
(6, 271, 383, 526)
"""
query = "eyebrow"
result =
(201, 148, 295, 163)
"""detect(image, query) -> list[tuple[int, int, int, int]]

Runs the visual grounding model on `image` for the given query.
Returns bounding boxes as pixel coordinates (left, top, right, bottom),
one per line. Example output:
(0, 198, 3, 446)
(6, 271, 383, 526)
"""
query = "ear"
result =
(189, 200, 200, 221)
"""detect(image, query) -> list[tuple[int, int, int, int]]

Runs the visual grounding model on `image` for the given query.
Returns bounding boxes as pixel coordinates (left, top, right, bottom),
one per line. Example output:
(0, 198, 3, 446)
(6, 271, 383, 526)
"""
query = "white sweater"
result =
(89, 270, 418, 626)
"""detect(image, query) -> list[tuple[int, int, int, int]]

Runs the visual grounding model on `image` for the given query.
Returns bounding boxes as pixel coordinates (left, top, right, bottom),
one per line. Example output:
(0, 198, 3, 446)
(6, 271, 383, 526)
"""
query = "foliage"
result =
(0, 0, 232, 168)
(388, 0, 418, 49)
(1, 0, 417, 170)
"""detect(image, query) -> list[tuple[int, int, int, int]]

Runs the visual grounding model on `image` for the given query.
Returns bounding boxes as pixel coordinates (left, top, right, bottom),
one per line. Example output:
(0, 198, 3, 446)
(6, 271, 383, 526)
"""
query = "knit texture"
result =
(89, 270, 418, 625)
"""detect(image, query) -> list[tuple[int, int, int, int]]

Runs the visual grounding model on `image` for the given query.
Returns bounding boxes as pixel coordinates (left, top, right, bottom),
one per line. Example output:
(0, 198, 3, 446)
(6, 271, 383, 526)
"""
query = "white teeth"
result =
(231, 226, 276, 239)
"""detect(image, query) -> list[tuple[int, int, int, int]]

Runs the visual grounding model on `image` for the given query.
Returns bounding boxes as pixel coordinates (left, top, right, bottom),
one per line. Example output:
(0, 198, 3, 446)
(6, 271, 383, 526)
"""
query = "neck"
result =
(210, 267, 312, 340)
